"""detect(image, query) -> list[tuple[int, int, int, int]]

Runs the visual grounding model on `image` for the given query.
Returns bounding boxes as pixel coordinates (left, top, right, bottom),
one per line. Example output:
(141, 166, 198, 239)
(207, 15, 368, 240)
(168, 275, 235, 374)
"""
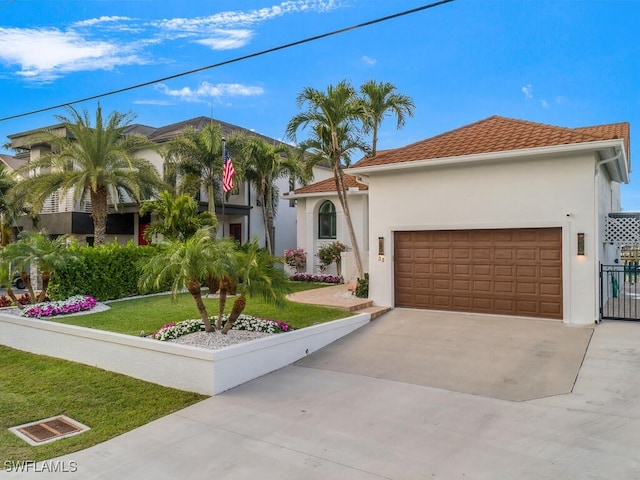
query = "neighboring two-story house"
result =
(1, 116, 300, 254)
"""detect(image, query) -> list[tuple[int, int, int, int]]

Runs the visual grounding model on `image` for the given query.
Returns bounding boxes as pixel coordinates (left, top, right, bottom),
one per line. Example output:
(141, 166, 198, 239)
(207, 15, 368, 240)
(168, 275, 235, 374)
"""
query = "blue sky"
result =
(1, 0, 639, 208)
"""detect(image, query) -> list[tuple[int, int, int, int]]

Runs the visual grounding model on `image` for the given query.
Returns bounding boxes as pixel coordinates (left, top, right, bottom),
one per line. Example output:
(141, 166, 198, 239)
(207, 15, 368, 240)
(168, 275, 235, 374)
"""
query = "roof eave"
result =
(348, 139, 628, 177)
(284, 189, 368, 199)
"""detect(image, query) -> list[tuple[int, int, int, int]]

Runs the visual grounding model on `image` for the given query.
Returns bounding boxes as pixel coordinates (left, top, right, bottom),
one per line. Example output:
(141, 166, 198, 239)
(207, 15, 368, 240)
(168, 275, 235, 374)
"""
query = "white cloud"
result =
(521, 84, 533, 99)
(0, 1, 342, 82)
(541, 99, 549, 108)
(362, 55, 377, 66)
(71, 16, 133, 28)
(0, 27, 144, 81)
(196, 29, 253, 50)
(153, 0, 338, 31)
(156, 81, 264, 102)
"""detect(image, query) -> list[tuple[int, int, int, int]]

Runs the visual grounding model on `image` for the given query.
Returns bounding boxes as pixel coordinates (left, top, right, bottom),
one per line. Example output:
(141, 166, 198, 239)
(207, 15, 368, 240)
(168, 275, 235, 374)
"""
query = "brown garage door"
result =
(394, 228, 563, 319)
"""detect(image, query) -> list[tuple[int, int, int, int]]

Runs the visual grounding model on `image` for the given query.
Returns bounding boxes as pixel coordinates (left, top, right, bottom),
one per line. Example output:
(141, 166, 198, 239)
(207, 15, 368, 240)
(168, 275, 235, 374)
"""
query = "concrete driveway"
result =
(297, 309, 593, 401)
(4, 311, 640, 479)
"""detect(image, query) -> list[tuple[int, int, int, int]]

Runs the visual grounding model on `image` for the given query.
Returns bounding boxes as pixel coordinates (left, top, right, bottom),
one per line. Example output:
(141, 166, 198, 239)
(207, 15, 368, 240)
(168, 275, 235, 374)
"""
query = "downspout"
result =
(593, 149, 622, 324)
(595, 150, 622, 174)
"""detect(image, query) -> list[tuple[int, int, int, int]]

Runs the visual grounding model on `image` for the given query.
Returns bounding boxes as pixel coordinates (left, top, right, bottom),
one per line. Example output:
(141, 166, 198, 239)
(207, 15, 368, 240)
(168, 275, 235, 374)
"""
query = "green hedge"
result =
(48, 241, 166, 301)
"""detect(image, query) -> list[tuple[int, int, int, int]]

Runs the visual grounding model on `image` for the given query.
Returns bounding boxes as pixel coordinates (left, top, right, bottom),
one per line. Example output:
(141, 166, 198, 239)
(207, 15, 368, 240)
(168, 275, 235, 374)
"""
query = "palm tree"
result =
(359, 80, 415, 157)
(286, 80, 369, 278)
(0, 164, 25, 245)
(15, 105, 162, 246)
(241, 137, 303, 254)
(163, 121, 225, 219)
(221, 240, 290, 334)
(139, 190, 216, 243)
(0, 231, 79, 305)
(138, 229, 236, 332)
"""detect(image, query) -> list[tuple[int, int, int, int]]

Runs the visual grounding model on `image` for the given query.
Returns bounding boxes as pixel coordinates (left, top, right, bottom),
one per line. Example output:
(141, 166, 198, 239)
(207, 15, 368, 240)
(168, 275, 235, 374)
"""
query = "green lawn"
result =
(0, 282, 347, 464)
(49, 282, 350, 336)
(0, 345, 207, 464)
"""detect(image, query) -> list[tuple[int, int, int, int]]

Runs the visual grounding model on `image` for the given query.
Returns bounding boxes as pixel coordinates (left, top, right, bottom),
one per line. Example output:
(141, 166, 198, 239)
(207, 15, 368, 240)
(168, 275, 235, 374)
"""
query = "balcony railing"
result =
(41, 190, 92, 214)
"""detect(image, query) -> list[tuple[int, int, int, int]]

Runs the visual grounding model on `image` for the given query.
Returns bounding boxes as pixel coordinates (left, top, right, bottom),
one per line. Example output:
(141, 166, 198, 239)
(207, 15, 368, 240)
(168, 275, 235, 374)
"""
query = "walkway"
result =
(287, 283, 390, 318)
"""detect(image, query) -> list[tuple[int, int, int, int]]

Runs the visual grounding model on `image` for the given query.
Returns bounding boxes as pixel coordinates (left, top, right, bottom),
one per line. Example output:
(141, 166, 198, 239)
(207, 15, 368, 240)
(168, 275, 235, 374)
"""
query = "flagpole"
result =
(221, 137, 226, 237)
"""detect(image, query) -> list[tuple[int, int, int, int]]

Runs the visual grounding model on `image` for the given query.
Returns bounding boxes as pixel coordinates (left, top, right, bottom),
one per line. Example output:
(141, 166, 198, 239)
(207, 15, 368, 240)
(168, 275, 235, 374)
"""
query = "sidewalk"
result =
(5, 317, 639, 479)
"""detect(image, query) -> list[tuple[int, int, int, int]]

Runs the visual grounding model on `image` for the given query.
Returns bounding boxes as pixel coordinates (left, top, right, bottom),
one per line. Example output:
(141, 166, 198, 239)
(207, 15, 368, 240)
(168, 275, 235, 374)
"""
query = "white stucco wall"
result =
(363, 151, 609, 325)
(295, 191, 369, 281)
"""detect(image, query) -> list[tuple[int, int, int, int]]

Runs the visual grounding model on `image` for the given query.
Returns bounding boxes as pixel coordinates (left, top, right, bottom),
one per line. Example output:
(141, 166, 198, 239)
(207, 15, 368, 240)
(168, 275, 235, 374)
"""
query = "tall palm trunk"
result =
(265, 180, 276, 255)
(187, 278, 214, 332)
(332, 138, 364, 278)
(259, 180, 273, 254)
(21, 270, 37, 304)
(6, 285, 22, 310)
(207, 183, 216, 217)
(221, 295, 246, 334)
(90, 186, 108, 246)
(216, 276, 229, 330)
(38, 271, 51, 303)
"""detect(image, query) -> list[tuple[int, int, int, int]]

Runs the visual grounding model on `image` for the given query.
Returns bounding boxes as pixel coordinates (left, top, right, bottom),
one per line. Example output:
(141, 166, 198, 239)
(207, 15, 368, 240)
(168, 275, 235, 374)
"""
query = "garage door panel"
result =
(473, 281, 492, 292)
(453, 264, 471, 275)
(494, 282, 514, 294)
(472, 297, 493, 310)
(540, 283, 561, 295)
(433, 248, 451, 260)
(434, 264, 451, 275)
(517, 282, 538, 295)
(540, 249, 561, 261)
(540, 302, 562, 315)
(453, 248, 471, 260)
(433, 296, 452, 308)
(540, 266, 562, 279)
(414, 264, 432, 274)
(516, 300, 538, 314)
(432, 231, 452, 243)
(394, 228, 562, 320)
(473, 249, 493, 261)
(414, 248, 432, 259)
(452, 297, 472, 308)
(473, 265, 492, 276)
(453, 280, 471, 291)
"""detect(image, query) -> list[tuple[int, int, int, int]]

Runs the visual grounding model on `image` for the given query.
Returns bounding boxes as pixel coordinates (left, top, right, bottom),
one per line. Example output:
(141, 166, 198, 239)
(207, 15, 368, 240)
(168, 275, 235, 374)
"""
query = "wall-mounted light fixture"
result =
(378, 236, 385, 262)
(577, 233, 585, 256)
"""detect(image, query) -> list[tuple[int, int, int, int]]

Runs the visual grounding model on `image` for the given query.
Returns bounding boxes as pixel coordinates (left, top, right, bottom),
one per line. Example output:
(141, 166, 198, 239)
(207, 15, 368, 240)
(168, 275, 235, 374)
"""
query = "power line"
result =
(0, 0, 455, 123)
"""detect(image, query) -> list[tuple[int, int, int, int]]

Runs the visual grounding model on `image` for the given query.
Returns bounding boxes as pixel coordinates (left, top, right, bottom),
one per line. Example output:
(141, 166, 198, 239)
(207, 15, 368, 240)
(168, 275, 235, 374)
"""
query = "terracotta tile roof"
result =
(351, 116, 630, 169)
(290, 175, 368, 195)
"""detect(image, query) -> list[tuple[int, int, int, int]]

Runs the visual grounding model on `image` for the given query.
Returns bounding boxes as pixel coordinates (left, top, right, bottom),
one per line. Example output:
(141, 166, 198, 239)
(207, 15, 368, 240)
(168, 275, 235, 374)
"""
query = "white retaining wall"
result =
(0, 313, 371, 395)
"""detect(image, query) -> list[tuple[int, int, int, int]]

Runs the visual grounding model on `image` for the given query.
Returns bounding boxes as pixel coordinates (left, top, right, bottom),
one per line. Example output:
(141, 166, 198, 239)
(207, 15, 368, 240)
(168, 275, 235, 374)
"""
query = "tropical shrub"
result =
(284, 248, 306, 272)
(49, 241, 167, 301)
(317, 241, 346, 275)
(355, 273, 369, 298)
(289, 273, 344, 284)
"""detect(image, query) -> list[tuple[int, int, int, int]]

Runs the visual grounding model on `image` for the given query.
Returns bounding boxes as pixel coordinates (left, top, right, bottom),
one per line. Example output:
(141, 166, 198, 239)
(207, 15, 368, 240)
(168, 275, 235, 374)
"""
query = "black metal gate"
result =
(600, 264, 640, 321)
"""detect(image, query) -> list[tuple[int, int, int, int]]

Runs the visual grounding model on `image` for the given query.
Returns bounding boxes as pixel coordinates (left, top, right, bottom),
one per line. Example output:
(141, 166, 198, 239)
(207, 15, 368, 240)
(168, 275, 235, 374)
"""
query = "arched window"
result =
(318, 200, 336, 239)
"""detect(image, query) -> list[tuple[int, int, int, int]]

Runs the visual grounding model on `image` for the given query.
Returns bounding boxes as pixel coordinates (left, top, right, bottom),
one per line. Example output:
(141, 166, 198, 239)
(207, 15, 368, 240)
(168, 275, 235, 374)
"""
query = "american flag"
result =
(222, 146, 235, 193)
